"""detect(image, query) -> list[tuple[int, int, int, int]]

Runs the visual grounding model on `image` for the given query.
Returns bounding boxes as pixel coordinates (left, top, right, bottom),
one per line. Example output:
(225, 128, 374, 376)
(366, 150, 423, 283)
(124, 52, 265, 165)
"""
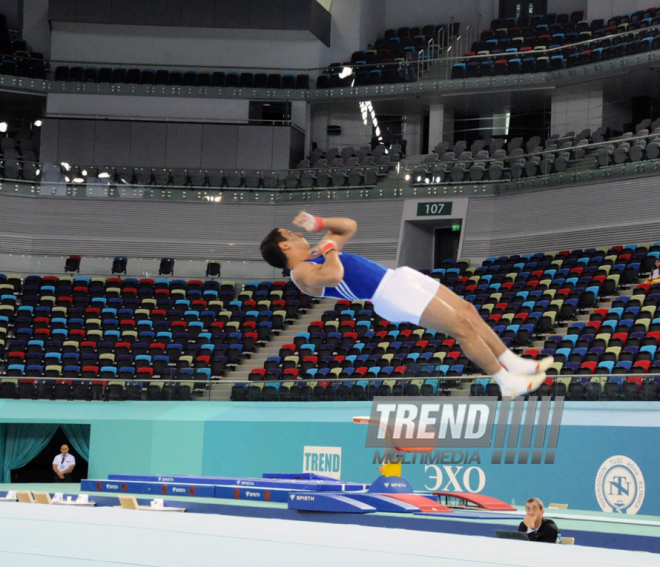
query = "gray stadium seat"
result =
(244, 171, 261, 188)
(347, 168, 364, 186)
(189, 169, 207, 187)
(171, 168, 188, 186)
(262, 171, 279, 188)
(225, 170, 243, 187)
(285, 170, 300, 189)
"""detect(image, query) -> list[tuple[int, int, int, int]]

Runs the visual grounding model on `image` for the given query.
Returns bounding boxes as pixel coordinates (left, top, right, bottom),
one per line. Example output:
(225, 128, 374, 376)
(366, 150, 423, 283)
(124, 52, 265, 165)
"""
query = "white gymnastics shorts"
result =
(371, 266, 441, 325)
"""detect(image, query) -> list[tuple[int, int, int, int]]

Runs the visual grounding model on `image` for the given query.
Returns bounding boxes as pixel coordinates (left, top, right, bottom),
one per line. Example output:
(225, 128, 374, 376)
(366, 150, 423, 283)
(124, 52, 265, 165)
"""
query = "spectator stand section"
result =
(0, 275, 309, 401)
(5, 10, 660, 94)
(29, 149, 399, 194)
(51, 63, 310, 92)
(409, 118, 660, 186)
(0, 12, 46, 80)
(231, 242, 660, 402)
(449, 9, 660, 80)
(0, 132, 39, 181)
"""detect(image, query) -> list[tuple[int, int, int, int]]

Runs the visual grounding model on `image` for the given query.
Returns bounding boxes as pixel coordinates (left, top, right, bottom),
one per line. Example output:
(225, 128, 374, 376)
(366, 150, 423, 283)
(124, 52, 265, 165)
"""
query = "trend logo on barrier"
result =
(595, 455, 645, 514)
(366, 397, 564, 467)
(303, 446, 342, 480)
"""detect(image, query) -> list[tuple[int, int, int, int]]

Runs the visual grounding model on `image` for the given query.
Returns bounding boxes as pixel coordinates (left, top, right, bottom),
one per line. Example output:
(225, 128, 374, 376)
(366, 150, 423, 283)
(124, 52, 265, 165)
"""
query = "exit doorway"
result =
(434, 226, 461, 268)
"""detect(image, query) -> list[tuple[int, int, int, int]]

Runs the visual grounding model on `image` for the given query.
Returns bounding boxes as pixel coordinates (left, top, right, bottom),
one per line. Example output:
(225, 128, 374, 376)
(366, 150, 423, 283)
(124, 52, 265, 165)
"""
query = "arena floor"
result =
(1, 484, 658, 566)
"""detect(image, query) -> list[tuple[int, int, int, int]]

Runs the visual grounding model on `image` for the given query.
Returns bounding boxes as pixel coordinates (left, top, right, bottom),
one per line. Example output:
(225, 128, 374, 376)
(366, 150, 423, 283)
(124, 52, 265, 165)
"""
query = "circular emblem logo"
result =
(264, 490, 271, 502)
(233, 489, 240, 499)
(161, 485, 168, 495)
(121, 483, 128, 493)
(96, 482, 102, 491)
(595, 455, 645, 514)
(189, 486, 196, 496)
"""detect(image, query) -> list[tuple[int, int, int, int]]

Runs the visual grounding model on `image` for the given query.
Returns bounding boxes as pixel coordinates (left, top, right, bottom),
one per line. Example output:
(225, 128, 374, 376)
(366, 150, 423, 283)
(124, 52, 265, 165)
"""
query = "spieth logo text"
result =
(367, 397, 564, 466)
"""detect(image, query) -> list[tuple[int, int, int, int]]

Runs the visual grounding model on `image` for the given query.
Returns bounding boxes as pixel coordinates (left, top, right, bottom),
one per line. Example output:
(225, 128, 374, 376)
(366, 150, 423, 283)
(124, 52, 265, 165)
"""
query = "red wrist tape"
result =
(313, 216, 325, 232)
(320, 240, 338, 256)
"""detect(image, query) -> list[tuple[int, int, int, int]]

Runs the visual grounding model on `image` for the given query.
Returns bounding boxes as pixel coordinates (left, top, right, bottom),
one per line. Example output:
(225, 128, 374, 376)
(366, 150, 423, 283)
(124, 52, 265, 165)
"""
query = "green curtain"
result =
(2, 424, 58, 483)
(61, 424, 90, 462)
(0, 424, 5, 482)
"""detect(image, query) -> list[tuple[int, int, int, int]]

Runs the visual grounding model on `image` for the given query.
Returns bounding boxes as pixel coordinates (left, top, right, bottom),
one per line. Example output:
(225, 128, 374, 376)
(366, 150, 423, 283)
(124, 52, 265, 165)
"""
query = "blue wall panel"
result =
(0, 401, 658, 516)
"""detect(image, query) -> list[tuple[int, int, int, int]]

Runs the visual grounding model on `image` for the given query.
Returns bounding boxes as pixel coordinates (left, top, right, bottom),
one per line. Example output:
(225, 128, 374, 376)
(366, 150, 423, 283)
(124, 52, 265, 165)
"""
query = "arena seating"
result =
(1, 241, 658, 402)
(0, 134, 40, 180)
(316, 22, 459, 88)
(230, 241, 660, 402)
(0, 275, 308, 401)
(288, 144, 400, 188)
(51, 66, 310, 90)
(24, 146, 396, 191)
(416, 117, 659, 184)
(4, 8, 660, 90)
(452, 8, 659, 78)
(0, 13, 46, 80)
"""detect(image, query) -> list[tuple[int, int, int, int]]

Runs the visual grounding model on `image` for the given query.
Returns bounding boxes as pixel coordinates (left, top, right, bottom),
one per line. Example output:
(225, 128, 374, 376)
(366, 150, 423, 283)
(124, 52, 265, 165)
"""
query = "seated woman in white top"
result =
(647, 259, 660, 285)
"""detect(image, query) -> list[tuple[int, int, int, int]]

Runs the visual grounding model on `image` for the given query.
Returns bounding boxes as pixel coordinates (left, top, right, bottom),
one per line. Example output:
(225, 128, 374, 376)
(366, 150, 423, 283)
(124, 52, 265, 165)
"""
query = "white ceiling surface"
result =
(0, 504, 656, 567)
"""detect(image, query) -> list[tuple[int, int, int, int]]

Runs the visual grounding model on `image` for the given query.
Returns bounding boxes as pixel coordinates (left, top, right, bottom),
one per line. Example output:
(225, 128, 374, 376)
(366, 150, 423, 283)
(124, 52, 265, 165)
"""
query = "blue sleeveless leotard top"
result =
(295, 252, 388, 301)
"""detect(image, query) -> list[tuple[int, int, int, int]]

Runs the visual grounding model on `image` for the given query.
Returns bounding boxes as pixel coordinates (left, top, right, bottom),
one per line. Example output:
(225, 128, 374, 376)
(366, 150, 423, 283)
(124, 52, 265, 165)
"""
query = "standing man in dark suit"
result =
(518, 498, 559, 543)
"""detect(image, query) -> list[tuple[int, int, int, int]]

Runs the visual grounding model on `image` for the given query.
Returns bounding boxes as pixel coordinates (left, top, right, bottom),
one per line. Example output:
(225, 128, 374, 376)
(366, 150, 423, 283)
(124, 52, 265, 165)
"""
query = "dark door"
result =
(434, 227, 461, 268)
(373, 115, 403, 149)
(499, 0, 548, 19)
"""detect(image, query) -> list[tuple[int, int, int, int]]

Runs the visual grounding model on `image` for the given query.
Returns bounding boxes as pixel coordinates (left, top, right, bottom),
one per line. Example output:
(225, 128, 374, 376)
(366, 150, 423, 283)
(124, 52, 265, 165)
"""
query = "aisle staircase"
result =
(207, 299, 331, 401)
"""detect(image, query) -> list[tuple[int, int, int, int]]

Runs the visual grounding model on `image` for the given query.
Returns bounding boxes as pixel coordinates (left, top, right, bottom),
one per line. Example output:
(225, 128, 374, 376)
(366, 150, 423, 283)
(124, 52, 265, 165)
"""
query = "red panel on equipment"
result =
(432, 492, 516, 511)
(383, 494, 453, 513)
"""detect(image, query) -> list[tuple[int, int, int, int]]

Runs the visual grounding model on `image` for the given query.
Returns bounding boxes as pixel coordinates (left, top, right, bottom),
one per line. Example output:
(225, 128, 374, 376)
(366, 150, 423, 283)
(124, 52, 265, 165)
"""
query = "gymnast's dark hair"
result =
(260, 228, 289, 270)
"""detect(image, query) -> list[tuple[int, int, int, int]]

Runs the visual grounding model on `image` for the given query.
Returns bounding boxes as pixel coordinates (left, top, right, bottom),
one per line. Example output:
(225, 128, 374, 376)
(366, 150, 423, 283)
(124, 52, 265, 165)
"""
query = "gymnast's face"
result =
(279, 229, 310, 251)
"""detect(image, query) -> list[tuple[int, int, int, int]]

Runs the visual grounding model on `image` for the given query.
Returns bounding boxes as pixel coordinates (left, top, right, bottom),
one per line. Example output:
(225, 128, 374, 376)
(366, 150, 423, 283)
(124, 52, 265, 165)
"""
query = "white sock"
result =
(492, 368, 515, 389)
(497, 349, 537, 375)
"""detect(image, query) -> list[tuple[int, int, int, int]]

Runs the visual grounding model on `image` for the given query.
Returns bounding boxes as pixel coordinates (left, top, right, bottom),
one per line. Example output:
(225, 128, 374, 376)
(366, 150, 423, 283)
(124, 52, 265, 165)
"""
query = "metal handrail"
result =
(405, 131, 659, 177)
(0, 130, 656, 195)
(3, 373, 654, 385)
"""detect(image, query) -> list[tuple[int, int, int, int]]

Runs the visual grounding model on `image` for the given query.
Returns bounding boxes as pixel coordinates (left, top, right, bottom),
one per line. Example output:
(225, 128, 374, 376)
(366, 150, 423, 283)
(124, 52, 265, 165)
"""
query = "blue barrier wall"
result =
(0, 400, 657, 516)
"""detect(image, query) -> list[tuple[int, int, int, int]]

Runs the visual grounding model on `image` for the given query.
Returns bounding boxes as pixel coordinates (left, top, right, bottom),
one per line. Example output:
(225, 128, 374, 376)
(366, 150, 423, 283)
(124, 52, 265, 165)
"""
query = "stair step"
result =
(209, 299, 335, 400)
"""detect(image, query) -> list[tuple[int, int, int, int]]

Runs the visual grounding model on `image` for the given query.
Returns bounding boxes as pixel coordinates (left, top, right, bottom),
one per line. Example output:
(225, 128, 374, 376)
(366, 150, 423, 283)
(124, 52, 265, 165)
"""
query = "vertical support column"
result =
(429, 103, 454, 151)
(291, 101, 311, 156)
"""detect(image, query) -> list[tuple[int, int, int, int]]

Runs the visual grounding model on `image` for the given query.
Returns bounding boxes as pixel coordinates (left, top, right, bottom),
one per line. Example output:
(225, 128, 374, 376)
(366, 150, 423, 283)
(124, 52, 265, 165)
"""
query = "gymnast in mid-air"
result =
(261, 212, 552, 396)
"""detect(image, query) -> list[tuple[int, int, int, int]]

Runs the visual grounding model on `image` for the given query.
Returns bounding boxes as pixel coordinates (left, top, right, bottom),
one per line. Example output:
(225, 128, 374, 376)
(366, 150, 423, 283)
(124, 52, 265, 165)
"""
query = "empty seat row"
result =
(52, 67, 310, 89)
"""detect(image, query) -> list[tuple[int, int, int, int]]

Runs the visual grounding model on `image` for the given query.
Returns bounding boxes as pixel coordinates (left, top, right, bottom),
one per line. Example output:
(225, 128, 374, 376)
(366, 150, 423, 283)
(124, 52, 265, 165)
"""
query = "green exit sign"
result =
(416, 202, 453, 216)
(452, 224, 461, 231)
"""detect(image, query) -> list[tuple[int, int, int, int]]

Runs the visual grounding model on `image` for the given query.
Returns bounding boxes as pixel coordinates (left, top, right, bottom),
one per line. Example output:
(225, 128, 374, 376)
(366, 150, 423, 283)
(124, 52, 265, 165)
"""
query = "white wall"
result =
(48, 0, 382, 71)
(0, 0, 21, 30)
(51, 25, 325, 70)
(384, 0, 497, 32)
(311, 108, 372, 150)
(22, 0, 50, 57)
(429, 103, 454, 147)
(46, 93, 250, 122)
(403, 114, 422, 156)
(547, 0, 587, 17)
(551, 90, 603, 136)
(359, 0, 386, 51)
(587, 0, 650, 22)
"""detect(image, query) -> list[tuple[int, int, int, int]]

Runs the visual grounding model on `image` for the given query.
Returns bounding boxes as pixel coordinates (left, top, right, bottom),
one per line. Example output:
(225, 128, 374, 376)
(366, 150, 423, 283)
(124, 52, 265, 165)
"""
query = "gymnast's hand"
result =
(310, 238, 338, 257)
(293, 211, 324, 232)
